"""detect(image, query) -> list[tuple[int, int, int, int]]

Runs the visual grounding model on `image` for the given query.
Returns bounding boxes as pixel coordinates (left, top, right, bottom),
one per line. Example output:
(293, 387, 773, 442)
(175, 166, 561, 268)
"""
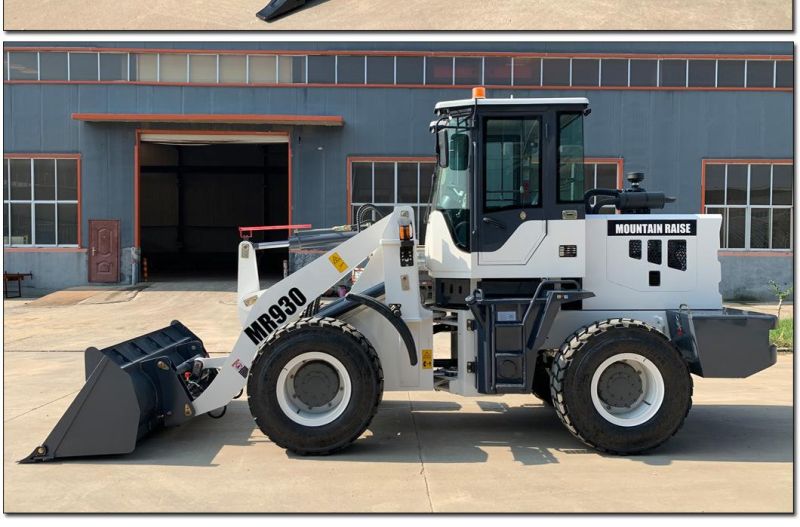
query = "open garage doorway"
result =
(137, 132, 289, 282)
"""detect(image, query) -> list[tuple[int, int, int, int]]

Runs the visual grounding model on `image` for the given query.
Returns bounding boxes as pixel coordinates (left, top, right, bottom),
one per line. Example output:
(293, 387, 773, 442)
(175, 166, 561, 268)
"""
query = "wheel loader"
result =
(22, 89, 778, 463)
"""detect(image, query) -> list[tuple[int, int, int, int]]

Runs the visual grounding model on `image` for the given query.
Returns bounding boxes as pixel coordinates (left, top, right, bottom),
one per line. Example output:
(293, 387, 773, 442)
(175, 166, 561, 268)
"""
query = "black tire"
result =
(301, 297, 322, 317)
(247, 316, 383, 455)
(550, 318, 693, 455)
(531, 353, 553, 406)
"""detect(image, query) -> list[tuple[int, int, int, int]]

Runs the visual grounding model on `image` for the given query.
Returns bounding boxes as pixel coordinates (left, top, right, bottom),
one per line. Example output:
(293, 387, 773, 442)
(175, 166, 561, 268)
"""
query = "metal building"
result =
(3, 42, 794, 299)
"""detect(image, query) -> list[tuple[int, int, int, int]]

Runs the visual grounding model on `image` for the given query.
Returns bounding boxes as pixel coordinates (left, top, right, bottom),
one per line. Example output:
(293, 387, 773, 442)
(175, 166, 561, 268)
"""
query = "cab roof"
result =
(434, 96, 590, 112)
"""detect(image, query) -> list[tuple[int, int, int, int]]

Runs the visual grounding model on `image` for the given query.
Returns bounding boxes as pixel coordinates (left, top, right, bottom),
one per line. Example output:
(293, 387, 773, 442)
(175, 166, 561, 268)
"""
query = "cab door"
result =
(475, 113, 548, 265)
(474, 109, 587, 268)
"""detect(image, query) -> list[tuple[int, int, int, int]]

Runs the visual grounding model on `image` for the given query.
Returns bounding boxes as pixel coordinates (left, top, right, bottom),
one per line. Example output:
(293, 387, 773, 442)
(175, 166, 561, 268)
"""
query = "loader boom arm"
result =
(191, 212, 397, 415)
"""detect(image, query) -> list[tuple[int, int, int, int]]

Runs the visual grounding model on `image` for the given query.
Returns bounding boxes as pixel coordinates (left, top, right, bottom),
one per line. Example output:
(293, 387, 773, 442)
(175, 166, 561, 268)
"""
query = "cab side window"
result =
(484, 118, 542, 211)
(558, 112, 586, 202)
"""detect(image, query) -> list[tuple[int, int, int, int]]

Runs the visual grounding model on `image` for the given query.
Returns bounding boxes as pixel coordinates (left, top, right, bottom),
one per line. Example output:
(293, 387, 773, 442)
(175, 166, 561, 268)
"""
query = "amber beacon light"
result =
(472, 87, 487, 99)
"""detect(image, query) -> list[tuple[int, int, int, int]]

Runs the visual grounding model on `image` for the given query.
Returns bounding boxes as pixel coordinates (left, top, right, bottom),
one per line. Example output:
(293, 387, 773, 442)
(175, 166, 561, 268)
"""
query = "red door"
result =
(88, 220, 120, 283)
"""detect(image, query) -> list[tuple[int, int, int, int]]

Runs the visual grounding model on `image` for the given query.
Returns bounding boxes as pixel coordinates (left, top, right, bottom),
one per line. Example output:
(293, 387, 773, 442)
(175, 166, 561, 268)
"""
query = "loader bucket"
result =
(256, 0, 307, 21)
(20, 321, 210, 463)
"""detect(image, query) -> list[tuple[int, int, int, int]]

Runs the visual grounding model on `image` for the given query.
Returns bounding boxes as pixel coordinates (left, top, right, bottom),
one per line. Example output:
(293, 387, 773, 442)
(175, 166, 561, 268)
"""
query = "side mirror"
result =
(450, 133, 470, 172)
(436, 129, 449, 168)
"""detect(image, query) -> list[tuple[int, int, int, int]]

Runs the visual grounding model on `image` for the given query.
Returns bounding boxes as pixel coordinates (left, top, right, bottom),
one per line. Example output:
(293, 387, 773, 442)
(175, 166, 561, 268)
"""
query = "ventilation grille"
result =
(629, 240, 642, 259)
(668, 240, 687, 271)
(647, 240, 662, 265)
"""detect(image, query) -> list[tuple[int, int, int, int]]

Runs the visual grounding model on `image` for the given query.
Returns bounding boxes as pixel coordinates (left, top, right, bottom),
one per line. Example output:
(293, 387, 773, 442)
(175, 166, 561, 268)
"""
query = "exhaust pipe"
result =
(256, 0, 307, 21)
(20, 321, 212, 463)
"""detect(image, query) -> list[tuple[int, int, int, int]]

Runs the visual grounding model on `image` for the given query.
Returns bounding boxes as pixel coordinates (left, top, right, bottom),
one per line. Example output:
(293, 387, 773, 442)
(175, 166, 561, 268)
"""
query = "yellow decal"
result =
(328, 252, 349, 273)
(422, 349, 433, 370)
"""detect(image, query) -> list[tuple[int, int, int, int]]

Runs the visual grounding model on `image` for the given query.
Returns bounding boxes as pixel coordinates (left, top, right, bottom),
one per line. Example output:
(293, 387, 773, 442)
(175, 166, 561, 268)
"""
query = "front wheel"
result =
(550, 319, 693, 454)
(247, 317, 383, 455)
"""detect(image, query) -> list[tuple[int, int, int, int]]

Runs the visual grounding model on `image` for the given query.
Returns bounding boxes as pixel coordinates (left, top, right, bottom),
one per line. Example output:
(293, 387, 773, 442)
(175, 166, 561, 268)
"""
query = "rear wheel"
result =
(550, 319, 692, 454)
(247, 317, 383, 455)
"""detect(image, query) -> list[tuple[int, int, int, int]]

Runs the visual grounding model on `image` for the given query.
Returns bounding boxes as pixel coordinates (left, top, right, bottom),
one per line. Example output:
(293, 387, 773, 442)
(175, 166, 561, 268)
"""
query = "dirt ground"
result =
(2, 282, 794, 512)
(3, 0, 792, 31)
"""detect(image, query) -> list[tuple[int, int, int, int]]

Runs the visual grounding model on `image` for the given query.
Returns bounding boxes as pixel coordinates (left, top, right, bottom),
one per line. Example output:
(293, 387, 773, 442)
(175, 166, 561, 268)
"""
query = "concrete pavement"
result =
(3, 0, 792, 31)
(3, 283, 794, 512)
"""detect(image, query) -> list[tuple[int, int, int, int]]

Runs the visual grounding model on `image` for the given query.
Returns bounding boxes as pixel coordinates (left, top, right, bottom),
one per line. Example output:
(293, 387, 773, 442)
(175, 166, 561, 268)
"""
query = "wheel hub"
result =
(597, 362, 643, 408)
(293, 360, 340, 408)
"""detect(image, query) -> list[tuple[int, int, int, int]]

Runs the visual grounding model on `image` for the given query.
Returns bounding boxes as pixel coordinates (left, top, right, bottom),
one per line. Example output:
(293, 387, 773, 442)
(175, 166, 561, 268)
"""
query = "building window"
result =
(703, 161, 793, 250)
(219, 55, 246, 83)
(3, 157, 80, 247)
(688, 60, 715, 87)
(484, 56, 512, 85)
(279, 56, 306, 83)
(542, 58, 571, 86)
(659, 59, 687, 87)
(69, 52, 100, 81)
(629, 59, 658, 87)
(716, 60, 745, 87)
(775, 61, 793, 88)
(5, 49, 793, 91)
(746, 60, 774, 88)
(8, 51, 38, 80)
(584, 159, 623, 210)
(134, 54, 158, 82)
(366, 56, 394, 84)
(348, 158, 436, 242)
(337, 55, 365, 84)
(601, 59, 628, 87)
(571, 59, 599, 86)
(513, 57, 541, 86)
(160, 53, 188, 83)
(307, 55, 335, 83)
(99, 53, 128, 81)
(248, 55, 277, 83)
(189, 54, 216, 83)
(454, 57, 482, 85)
(39, 52, 69, 81)
(396, 56, 424, 84)
(425, 56, 454, 85)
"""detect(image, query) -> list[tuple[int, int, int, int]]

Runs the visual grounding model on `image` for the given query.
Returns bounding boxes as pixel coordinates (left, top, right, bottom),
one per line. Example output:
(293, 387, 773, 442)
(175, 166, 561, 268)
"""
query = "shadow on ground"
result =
(33, 401, 791, 468)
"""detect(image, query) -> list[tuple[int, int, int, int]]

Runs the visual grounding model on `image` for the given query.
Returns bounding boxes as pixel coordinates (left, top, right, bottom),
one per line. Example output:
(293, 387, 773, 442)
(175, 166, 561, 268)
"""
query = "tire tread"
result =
(549, 318, 693, 455)
(248, 316, 383, 456)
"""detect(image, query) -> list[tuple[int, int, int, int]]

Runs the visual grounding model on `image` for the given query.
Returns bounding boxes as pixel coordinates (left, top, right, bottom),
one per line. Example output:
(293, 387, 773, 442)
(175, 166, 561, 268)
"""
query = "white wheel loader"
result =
(22, 90, 778, 463)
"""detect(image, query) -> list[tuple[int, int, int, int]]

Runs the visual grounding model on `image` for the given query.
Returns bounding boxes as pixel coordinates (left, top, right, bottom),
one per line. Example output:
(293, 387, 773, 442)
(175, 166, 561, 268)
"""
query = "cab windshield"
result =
(432, 118, 471, 250)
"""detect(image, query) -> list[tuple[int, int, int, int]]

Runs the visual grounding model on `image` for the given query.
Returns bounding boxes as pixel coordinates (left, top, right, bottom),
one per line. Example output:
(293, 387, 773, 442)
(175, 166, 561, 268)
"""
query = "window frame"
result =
(482, 116, 544, 212)
(3, 154, 81, 248)
(556, 111, 587, 204)
(4, 49, 792, 92)
(346, 156, 437, 239)
(584, 157, 625, 211)
(701, 159, 793, 252)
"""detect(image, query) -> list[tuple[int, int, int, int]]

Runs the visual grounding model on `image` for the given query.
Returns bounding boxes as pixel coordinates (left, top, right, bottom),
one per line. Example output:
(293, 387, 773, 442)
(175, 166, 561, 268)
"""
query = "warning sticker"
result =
(422, 349, 433, 370)
(231, 359, 249, 378)
(328, 252, 349, 273)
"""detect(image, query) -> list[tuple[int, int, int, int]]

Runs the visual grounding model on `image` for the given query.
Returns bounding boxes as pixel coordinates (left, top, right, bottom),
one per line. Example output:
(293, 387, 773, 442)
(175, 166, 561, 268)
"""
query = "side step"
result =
(467, 280, 594, 394)
(20, 321, 210, 463)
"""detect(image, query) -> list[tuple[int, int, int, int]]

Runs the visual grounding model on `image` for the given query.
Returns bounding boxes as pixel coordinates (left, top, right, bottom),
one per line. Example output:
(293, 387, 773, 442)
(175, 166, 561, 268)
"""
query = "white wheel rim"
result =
(590, 352, 665, 427)
(276, 352, 352, 427)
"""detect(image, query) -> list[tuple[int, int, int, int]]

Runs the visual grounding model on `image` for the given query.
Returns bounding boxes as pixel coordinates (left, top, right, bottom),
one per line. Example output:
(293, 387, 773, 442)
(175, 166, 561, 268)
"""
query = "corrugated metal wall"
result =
(3, 42, 794, 296)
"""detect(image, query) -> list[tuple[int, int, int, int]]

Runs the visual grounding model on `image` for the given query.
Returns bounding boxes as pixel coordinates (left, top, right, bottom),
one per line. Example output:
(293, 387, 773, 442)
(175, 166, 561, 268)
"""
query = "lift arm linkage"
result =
(191, 212, 397, 415)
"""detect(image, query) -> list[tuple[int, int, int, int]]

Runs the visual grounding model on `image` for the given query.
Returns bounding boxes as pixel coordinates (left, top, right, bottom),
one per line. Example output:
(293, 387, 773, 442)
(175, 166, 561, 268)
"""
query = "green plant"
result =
(770, 318, 793, 349)
(768, 280, 793, 319)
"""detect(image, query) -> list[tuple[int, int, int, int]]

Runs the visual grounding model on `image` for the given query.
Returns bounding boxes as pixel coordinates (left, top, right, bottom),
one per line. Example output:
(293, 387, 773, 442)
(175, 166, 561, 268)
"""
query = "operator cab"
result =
(428, 89, 590, 254)
(424, 90, 591, 284)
